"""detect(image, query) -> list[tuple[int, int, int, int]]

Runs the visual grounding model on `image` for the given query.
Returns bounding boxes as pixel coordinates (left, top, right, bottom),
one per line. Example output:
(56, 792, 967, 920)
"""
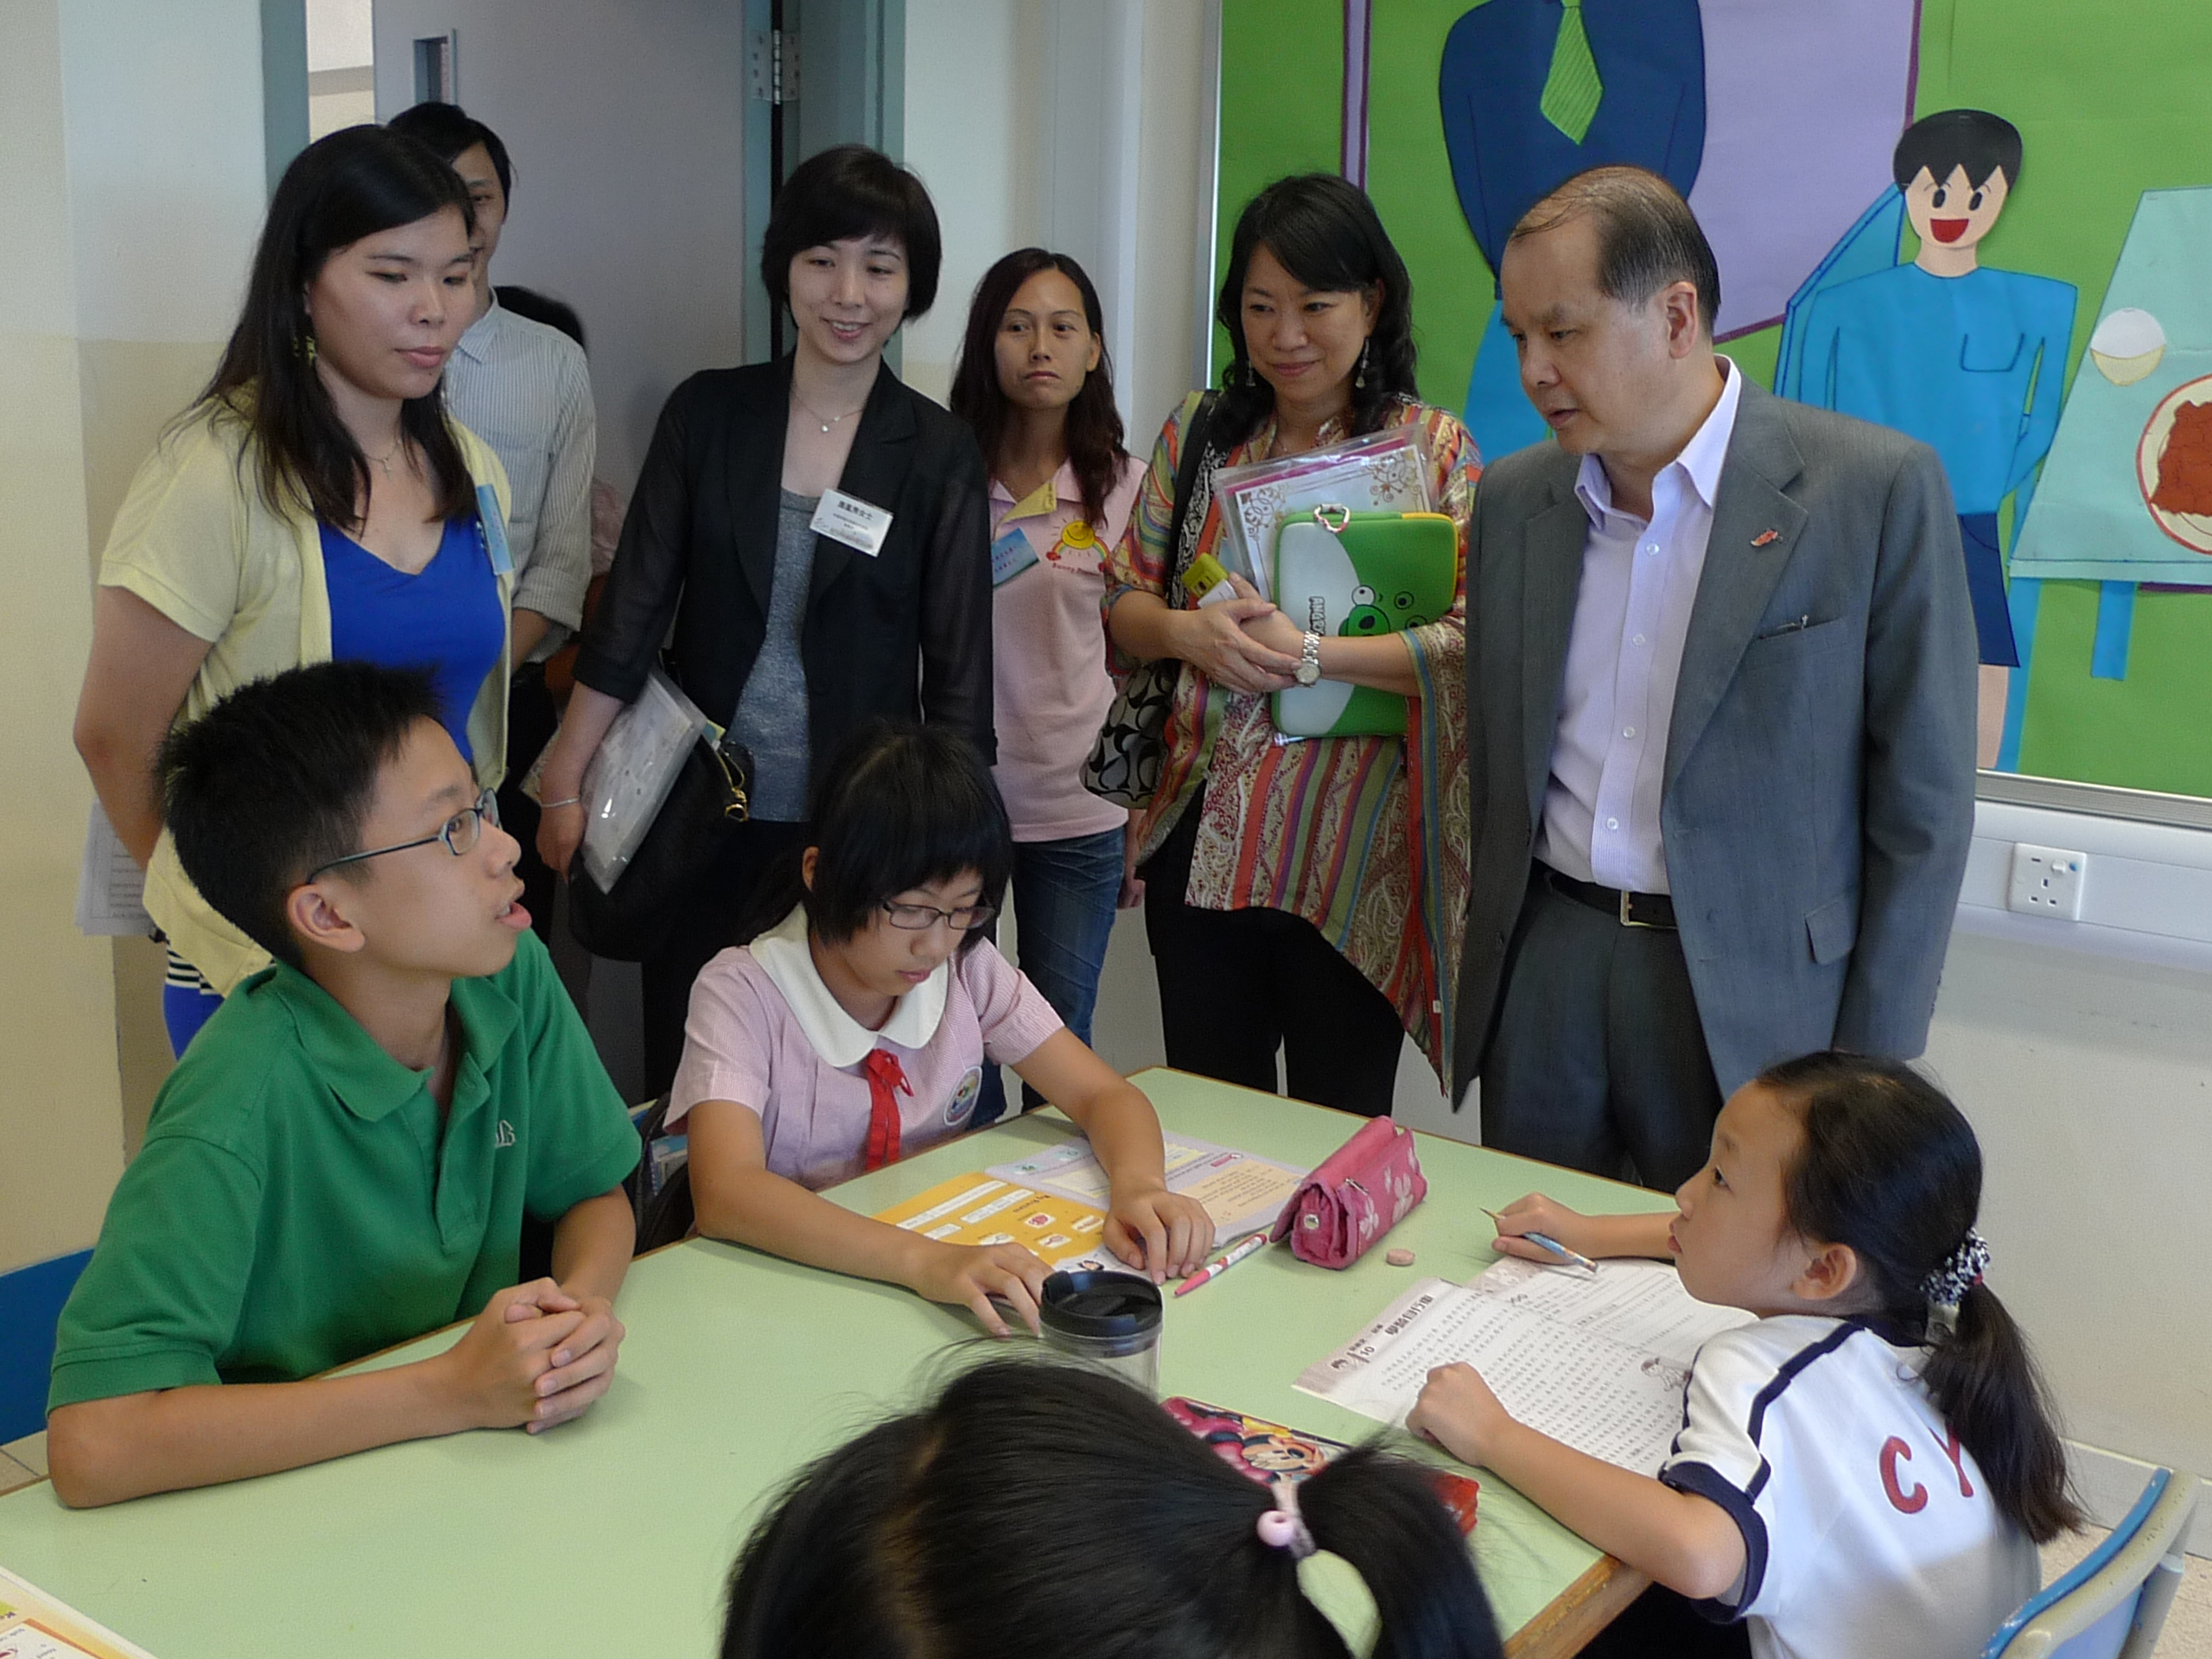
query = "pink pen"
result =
(1173, 1231, 1268, 1297)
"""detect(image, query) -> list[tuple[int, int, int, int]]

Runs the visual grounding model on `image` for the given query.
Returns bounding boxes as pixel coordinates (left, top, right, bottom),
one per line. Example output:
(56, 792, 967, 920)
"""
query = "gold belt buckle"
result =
(1618, 890, 1658, 930)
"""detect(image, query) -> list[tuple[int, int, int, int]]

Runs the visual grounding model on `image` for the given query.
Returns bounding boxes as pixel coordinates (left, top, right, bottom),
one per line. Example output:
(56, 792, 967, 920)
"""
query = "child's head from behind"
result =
(162, 662, 527, 982)
(721, 1357, 1502, 1659)
(1674, 1051, 2080, 1542)
(787, 721, 1011, 993)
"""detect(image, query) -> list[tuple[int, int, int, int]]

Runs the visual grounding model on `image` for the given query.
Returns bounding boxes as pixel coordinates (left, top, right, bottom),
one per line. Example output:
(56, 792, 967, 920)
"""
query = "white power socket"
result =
(2007, 843, 2088, 920)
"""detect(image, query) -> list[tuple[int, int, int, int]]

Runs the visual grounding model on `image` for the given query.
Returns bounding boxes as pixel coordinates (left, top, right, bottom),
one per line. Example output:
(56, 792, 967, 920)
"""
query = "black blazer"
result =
(574, 356, 995, 775)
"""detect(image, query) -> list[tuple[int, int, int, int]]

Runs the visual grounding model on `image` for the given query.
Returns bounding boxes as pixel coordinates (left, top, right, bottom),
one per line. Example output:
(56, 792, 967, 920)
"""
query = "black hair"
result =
(386, 99, 514, 200)
(721, 1357, 1503, 1659)
(1213, 175, 1418, 450)
(950, 248, 1129, 531)
(494, 283, 586, 350)
(1892, 108, 2022, 193)
(157, 662, 446, 972)
(198, 125, 477, 531)
(1758, 1052, 2082, 1543)
(737, 721, 1012, 953)
(761, 143, 942, 321)
(1509, 164, 1722, 337)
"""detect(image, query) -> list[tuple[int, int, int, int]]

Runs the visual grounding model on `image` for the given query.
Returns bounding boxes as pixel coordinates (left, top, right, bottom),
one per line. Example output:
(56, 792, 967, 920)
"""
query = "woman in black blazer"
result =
(536, 145, 993, 1096)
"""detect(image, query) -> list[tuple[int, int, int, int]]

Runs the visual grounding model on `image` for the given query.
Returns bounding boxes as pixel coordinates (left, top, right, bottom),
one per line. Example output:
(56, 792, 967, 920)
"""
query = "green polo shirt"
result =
(49, 931, 639, 1411)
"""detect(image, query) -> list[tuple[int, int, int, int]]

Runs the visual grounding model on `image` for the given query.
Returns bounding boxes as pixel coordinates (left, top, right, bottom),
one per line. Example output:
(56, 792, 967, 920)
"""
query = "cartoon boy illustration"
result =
(1779, 109, 2077, 670)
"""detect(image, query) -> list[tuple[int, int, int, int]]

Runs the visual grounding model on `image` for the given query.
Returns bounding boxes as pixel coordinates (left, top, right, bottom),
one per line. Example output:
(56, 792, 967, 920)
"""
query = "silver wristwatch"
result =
(1295, 596, 1325, 687)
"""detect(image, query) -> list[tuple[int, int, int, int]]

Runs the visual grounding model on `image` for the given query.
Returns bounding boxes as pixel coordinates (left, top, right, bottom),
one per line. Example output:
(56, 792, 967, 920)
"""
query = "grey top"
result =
(444, 296, 597, 662)
(728, 492, 817, 821)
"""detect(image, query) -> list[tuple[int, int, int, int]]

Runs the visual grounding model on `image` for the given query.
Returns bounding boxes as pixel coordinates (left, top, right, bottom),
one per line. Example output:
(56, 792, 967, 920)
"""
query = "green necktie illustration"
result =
(1540, 0, 1604, 144)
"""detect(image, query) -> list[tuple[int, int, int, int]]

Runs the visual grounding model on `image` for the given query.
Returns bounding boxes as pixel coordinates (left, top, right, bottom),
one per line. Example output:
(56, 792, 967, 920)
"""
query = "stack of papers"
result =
(986, 1133, 1306, 1243)
(1295, 1258, 1752, 1475)
(0, 1567, 159, 1659)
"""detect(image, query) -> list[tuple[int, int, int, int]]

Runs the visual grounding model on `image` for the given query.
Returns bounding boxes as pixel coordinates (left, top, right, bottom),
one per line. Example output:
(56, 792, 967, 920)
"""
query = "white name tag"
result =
(810, 488, 893, 557)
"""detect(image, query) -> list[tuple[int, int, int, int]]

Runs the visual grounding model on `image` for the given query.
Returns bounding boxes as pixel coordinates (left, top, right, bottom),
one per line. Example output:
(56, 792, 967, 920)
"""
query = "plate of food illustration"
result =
(2139, 373, 2212, 553)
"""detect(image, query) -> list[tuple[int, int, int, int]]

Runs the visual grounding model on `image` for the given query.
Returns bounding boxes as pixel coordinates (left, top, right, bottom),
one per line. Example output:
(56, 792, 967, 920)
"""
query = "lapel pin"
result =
(1751, 529, 1781, 547)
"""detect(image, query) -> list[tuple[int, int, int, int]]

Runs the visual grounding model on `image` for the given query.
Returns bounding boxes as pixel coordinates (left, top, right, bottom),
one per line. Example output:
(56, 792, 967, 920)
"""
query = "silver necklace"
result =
(365, 436, 406, 478)
(792, 390, 865, 435)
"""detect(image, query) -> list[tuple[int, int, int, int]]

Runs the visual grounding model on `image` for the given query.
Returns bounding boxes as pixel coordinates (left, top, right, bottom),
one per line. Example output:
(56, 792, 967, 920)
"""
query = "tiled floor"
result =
(1, 1433, 2202, 1653)
(2040, 1525, 2212, 1656)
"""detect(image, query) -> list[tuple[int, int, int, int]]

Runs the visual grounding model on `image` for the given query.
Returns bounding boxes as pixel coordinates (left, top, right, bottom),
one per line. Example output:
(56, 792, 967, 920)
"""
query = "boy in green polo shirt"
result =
(47, 663, 640, 1507)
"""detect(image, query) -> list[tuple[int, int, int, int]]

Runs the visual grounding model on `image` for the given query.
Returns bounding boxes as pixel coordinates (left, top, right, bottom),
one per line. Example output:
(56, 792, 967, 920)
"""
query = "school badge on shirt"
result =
(944, 1065, 983, 1125)
(495, 1119, 516, 1148)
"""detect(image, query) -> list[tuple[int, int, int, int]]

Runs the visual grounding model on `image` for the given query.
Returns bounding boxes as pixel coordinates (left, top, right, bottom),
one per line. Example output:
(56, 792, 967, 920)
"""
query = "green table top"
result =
(0, 1069, 1676, 1656)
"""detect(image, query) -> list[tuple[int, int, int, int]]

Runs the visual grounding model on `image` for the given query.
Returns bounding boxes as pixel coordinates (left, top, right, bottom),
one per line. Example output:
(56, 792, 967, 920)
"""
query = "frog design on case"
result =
(1340, 583, 1391, 637)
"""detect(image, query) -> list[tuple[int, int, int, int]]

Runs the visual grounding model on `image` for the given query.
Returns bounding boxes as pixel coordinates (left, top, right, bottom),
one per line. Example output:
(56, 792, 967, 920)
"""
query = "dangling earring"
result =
(1354, 339, 1370, 391)
(299, 331, 318, 365)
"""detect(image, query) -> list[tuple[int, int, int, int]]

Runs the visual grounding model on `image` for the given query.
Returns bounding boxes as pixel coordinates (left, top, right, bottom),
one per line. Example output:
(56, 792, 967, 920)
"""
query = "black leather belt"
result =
(1544, 866, 1677, 930)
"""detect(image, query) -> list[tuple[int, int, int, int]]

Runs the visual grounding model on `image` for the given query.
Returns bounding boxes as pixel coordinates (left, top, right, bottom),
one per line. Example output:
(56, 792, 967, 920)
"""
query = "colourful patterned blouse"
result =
(1103, 393, 1480, 1077)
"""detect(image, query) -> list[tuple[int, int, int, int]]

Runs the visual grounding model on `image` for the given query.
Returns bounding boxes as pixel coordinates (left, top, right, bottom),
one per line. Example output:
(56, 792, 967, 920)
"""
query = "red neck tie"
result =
(861, 1048, 912, 1172)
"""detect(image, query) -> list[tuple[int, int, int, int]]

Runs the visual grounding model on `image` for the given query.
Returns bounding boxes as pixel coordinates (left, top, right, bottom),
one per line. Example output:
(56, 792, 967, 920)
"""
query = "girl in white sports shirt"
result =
(1410, 1051, 2080, 1659)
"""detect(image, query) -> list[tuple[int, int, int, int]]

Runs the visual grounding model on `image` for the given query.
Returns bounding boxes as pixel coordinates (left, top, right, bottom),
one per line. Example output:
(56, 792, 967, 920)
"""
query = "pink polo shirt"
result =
(989, 456, 1145, 842)
(667, 906, 1064, 1190)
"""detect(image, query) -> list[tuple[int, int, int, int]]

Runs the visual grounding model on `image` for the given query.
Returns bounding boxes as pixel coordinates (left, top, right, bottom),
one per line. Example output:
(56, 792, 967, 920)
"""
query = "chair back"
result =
(1982, 1466, 2200, 1659)
(0, 1249, 92, 1444)
(626, 1098, 696, 1252)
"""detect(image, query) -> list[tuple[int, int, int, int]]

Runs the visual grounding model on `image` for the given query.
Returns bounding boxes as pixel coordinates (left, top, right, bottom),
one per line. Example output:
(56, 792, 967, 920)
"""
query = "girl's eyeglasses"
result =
(308, 787, 500, 880)
(880, 899, 996, 932)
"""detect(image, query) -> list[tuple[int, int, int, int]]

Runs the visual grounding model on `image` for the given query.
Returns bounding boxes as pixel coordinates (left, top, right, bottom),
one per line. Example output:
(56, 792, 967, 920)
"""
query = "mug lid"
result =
(1039, 1269, 1162, 1338)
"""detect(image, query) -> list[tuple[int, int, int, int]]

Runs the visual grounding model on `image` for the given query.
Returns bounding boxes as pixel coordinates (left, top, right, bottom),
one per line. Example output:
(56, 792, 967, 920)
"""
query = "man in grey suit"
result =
(1454, 167, 1978, 1191)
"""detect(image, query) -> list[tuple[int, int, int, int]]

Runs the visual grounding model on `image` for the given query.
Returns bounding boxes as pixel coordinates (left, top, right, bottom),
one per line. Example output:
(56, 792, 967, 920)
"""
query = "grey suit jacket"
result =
(1452, 378, 1979, 1100)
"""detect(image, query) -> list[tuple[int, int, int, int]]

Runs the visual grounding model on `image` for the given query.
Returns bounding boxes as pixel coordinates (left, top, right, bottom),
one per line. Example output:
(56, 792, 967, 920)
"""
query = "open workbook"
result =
(0, 1566, 159, 1659)
(1295, 1257, 1755, 1476)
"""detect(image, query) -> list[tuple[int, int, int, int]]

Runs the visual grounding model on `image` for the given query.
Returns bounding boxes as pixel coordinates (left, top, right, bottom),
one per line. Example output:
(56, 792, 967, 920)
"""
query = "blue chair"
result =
(1983, 1466, 2200, 1659)
(0, 1249, 92, 1446)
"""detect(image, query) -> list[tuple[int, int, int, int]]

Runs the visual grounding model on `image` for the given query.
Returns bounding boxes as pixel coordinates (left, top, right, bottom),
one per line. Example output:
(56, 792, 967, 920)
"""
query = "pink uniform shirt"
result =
(667, 906, 1064, 1189)
(988, 456, 1145, 842)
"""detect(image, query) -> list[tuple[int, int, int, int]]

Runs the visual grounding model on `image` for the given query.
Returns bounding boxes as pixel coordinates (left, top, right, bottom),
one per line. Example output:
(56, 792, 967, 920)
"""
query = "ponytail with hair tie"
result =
(1918, 1226, 1991, 1337)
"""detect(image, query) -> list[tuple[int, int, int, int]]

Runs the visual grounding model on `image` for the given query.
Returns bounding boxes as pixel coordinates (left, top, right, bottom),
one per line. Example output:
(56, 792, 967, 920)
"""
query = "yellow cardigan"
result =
(99, 401, 514, 995)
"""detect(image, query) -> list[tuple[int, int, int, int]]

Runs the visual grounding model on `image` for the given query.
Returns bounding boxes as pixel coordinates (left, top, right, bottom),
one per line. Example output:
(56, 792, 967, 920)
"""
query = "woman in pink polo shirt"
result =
(948, 251, 1145, 1084)
(669, 721, 1213, 1337)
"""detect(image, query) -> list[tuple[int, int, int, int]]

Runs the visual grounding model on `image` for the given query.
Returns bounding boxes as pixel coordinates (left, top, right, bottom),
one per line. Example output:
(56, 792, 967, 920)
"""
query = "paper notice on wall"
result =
(1295, 1259, 1752, 1476)
(0, 1566, 161, 1659)
(74, 804, 153, 938)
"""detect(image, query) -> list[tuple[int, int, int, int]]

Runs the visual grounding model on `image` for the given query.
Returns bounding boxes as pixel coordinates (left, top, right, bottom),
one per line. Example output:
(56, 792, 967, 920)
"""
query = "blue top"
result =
(321, 516, 505, 764)
(1786, 261, 2077, 517)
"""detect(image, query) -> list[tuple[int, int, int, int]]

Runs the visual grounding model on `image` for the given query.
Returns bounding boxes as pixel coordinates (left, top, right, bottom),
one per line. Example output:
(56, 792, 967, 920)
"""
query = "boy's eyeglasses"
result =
(880, 899, 996, 933)
(308, 788, 501, 880)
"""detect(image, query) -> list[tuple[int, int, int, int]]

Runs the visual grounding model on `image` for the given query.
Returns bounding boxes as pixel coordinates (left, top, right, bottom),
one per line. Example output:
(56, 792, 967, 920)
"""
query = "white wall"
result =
(900, 0, 1206, 446)
(2, 0, 272, 1274)
(372, 0, 748, 494)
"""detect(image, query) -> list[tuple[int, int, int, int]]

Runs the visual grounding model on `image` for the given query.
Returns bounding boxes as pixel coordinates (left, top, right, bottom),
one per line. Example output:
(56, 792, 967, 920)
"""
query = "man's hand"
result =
(433, 1279, 592, 1431)
(1408, 1362, 1514, 1466)
(905, 1241, 1052, 1337)
(1104, 1185, 1215, 1283)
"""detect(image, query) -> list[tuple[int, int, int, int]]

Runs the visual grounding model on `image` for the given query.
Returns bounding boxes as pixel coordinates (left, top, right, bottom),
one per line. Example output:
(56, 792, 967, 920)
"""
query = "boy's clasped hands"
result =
(442, 1281, 628, 1434)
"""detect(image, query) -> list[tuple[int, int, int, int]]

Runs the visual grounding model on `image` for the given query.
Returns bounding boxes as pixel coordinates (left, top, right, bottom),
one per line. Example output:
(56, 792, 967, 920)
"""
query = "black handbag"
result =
(1081, 391, 1220, 808)
(567, 724, 753, 962)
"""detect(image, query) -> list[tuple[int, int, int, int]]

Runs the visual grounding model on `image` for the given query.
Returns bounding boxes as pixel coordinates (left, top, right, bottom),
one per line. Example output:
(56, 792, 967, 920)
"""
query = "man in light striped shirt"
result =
(391, 101, 597, 938)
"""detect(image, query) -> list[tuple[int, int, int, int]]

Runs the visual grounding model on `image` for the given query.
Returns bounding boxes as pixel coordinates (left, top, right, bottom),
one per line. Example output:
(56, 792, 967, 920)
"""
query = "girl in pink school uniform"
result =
(1409, 1052, 2080, 1659)
(670, 721, 1216, 1336)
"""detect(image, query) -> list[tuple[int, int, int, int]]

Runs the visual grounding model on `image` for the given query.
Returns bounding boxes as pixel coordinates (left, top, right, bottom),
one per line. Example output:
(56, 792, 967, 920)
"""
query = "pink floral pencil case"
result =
(1268, 1116, 1427, 1268)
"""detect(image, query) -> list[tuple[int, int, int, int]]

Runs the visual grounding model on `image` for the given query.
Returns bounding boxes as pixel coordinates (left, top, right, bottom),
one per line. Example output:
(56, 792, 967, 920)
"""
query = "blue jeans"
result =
(978, 828, 1124, 1121)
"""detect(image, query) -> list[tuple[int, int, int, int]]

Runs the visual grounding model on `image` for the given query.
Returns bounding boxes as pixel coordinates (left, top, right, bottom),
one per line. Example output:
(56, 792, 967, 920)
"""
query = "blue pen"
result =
(1484, 1209, 1598, 1274)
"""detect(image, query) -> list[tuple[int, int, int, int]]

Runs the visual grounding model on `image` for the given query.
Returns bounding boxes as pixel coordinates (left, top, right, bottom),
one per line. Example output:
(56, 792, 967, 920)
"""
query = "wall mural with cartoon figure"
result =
(1778, 111, 2075, 761)
(1215, 0, 2212, 798)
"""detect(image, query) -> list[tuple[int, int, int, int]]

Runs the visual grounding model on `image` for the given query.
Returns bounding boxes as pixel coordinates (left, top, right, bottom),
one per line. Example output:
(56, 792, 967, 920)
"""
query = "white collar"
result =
(1574, 356, 1743, 526)
(748, 905, 948, 1067)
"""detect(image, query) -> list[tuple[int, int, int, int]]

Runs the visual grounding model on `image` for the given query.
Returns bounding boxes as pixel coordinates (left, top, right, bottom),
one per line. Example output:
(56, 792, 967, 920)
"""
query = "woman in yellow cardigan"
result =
(73, 125, 514, 1053)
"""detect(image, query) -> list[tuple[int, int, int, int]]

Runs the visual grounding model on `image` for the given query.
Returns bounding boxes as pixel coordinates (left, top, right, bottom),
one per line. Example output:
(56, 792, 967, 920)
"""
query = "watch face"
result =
(1295, 660, 1321, 686)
